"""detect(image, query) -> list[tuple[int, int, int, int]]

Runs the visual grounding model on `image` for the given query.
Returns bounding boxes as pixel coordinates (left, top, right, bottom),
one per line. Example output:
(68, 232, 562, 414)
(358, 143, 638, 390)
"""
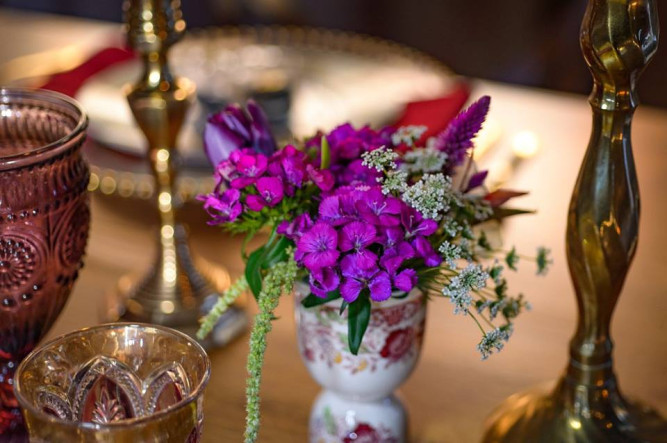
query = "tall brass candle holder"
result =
(483, 1, 666, 441)
(107, 0, 246, 346)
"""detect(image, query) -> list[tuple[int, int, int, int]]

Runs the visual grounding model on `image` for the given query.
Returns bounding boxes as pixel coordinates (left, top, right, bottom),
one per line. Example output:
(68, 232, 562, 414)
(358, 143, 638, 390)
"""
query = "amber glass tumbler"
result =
(14, 323, 210, 443)
(0, 88, 89, 436)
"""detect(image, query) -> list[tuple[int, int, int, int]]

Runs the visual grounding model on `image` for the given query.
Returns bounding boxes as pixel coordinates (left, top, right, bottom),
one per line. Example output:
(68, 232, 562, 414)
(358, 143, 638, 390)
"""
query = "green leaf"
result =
(491, 207, 535, 221)
(301, 290, 341, 308)
(263, 236, 291, 267)
(339, 301, 349, 315)
(245, 245, 266, 300)
(320, 137, 331, 170)
(347, 294, 371, 355)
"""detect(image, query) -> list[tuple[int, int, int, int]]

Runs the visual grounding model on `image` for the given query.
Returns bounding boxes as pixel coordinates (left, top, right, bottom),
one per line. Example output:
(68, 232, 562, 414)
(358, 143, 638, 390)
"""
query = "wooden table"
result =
(2, 9, 666, 443)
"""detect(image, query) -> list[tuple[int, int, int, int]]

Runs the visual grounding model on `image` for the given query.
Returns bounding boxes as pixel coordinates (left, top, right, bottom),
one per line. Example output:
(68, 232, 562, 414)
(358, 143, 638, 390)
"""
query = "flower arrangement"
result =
(197, 97, 549, 442)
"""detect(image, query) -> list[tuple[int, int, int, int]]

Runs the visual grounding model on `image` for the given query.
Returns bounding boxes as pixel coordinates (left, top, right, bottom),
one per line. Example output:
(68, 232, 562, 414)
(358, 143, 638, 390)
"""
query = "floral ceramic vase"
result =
(295, 284, 426, 442)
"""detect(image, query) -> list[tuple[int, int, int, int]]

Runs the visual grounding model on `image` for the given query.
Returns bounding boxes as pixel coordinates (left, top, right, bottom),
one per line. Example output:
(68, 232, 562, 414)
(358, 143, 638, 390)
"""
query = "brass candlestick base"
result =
(484, 1, 664, 441)
(483, 380, 667, 442)
(106, 0, 246, 346)
(107, 225, 246, 348)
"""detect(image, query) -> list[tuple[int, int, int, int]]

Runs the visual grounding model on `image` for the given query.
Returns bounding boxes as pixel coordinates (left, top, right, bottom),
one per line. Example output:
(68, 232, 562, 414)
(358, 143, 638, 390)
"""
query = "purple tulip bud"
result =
(204, 101, 277, 167)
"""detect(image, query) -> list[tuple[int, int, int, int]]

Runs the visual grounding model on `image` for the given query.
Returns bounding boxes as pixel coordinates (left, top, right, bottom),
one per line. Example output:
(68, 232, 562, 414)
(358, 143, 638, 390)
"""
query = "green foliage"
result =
(301, 290, 341, 308)
(347, 292, 371, 355)
(505, 246, 519, 271)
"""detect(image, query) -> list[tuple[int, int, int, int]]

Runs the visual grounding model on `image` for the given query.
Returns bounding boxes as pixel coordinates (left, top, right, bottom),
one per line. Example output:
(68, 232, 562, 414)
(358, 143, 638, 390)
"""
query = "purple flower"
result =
(340, 255, 392, 302)
(394, 268, 417, 293)
(379, 242, 415, 275)
(401, 207, 438, 238)
(309, 267, 340, 297)
(296, 223, 340, 270)
(338, 159, 381, 186)
(277, 213, 313, 241)
(434, 96, 491, 168)
(318, 194, 358, 226)
(198, 188, 242, 225)
(377, 227, 414, 257)
(356, 188, 402, 226)
(246, 176, 284, 211)
(204, 101, 277, 167)
(339, 221, 376, 251)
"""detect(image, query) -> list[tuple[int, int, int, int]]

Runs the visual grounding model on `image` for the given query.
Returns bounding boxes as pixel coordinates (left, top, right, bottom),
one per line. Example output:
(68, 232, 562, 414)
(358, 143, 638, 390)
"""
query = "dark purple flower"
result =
(412, 236, 442, 267)
(379, 242, 415, 275)
(309, 267, 340, 297)
(204, 100, 277, 167)
(246, 176, 284, 211)
(198, 188, 242, 225)
(338, 159, 381, 186)
(277, 213, 313, 241)
(340, 255, 392, 302)
(377, 227, 414, 257)
(434, 96, 491, 167)
(394, 268, 417, 293)
(296, 223, 340, 270)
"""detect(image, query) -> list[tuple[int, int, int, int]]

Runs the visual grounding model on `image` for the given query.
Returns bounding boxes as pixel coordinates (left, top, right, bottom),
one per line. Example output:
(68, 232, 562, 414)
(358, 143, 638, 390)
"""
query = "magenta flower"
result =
(306, 165, 334, 191)
(198, 188, 242, 225)
(296, 223, 340, 270)
(230, 152, 269, 188)
(246, 176, 284, 211)
(204, 100, 276, 167)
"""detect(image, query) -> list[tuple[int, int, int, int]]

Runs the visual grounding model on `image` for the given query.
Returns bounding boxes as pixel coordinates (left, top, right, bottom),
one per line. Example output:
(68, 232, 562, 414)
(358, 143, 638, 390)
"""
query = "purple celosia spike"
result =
(435, 96, 491, 167)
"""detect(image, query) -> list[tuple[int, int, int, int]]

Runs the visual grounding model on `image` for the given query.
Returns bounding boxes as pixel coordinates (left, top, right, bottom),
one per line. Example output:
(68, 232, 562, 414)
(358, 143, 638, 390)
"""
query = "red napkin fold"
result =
(393, 82, 471, 140)
(40, 46, 469, 134)
(40, 47, 135, 97)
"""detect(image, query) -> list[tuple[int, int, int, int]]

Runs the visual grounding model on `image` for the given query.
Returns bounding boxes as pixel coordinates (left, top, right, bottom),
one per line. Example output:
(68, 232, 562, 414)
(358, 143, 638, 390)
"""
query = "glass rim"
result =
(0, 87, 88, 166)
(13, 322, 211, 430)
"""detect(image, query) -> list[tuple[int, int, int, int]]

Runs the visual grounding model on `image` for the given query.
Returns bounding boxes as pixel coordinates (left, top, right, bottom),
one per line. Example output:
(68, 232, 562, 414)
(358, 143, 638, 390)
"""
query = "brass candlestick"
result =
(483, 1, 666, 441)
(107, 0, 245, 346)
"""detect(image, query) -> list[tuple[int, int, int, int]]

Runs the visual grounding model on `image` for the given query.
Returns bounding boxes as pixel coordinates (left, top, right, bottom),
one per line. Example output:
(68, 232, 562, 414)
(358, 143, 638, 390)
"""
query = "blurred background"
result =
(1, 0, 665, 107)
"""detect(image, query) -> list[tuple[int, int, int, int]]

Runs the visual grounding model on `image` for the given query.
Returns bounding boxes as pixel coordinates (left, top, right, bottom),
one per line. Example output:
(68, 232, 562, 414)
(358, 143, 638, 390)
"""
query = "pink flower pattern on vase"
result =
(297, 292, 425, 376)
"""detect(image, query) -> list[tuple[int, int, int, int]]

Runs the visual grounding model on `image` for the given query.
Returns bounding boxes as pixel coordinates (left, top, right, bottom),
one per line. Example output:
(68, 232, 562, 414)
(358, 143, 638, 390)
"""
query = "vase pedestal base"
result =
(309, 390, 406, 443)
(483, 380, 667, 443)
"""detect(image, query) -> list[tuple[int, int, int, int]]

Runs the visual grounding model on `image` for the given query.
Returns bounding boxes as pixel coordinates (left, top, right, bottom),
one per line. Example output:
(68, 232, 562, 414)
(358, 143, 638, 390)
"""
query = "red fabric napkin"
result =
(393, 82, 471, 141)
(40, 46, 469, 133)
(40, 47, 135, 97)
